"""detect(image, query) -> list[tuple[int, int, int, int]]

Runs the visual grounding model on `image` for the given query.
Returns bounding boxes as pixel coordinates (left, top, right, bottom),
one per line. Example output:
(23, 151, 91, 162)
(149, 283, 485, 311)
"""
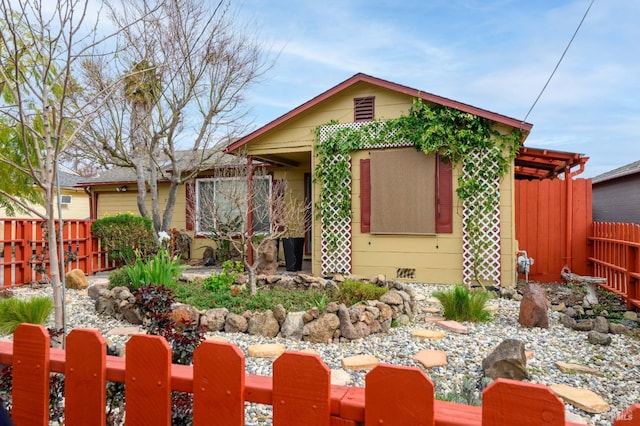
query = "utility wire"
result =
(523, 0, 596, 123)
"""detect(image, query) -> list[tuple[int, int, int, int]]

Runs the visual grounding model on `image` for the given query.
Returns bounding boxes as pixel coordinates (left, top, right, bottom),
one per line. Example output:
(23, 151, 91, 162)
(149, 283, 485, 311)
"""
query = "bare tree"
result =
(195, 161, 310, 294)
(78, 0, 271, 232)
(0, 0, 138, 334)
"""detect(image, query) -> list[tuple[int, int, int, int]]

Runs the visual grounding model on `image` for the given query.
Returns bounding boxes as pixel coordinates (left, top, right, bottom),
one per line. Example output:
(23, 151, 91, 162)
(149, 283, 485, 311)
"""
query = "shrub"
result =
(0, 296, 54, 334)
(91, 214, 156, 265)
(335, 279, 388, 306)
(201, 260, 243, 292)
(126, 249, 185, 290)
(432, 285, 491, 322)
(133, 284, 176, 335)
(108, 267, 131, 289)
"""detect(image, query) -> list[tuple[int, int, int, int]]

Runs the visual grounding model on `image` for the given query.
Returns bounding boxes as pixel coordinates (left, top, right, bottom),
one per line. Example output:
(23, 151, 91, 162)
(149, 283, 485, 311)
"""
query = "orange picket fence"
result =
(1, 324, 638, 425)
(590, 222, 640, 310)
(0, 218, 113, 287)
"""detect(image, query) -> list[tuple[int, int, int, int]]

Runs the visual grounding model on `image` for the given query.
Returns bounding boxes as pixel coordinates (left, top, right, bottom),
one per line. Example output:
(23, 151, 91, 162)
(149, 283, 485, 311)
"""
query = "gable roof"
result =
(226, 73, 533, 153)
(592, 160, 640, 184)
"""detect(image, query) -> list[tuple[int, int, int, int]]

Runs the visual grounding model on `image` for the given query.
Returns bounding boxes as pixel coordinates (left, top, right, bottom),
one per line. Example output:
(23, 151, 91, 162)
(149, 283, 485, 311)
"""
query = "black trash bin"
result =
(283, 237, 305, 271)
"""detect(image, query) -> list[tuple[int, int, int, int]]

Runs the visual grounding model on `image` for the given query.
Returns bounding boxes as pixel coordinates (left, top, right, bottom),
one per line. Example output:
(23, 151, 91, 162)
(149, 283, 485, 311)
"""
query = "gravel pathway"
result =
(7, 281, 640, 426)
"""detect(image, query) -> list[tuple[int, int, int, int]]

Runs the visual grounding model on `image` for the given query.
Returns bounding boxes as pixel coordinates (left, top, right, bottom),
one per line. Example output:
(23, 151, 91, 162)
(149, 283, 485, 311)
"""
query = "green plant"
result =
(91, 214, 156, 265)
(202, 260, 244, 292)
(125, 249, 185, 290)
(335, 279, 388, 306)
(0, 297, 54, 334)
(433, 285, 491, 322)
(108, 267, 131, 289)
(306, 294, 329, 312)
(435, 376, 485, 406)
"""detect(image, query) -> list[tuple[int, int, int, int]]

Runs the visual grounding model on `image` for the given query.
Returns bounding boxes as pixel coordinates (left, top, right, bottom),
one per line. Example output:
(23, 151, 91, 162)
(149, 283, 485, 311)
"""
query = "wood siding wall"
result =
(515, 178, 592, 282)
(593, 174, 640, 224)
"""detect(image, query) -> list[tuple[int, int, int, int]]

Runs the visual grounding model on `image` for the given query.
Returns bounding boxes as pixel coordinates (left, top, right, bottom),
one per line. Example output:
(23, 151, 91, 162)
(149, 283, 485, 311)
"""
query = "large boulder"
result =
(302, 313, 340, 343)
(482, 339, 528, 381)
(247, 310, 280, 338)
(66, 268, 89, 289)
(518, 283, 549, 328)
(225, 313, 248, 333)
(201, 308, 229, 331)
(338, 304, 362, 339)
(281, 311, 305, 339)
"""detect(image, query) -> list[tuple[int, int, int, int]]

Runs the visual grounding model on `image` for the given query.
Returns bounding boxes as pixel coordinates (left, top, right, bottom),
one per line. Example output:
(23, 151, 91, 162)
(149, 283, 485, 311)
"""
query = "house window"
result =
(360, 149, 453, 234)
(195, 175, 272, 235)
(354, 96, 375, 122)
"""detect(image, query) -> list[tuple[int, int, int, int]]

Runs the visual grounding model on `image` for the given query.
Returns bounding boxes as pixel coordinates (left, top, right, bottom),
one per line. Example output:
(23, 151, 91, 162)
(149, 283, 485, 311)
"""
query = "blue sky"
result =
(236, 0, 639, 178)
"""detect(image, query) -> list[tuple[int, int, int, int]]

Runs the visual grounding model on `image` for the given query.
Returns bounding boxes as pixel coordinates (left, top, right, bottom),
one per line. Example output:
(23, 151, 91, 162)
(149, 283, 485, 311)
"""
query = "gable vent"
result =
(354, 96, 375, 122)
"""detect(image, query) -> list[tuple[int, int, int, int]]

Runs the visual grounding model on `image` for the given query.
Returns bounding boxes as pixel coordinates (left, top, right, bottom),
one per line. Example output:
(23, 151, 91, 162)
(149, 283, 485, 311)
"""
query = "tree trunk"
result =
(161, 177, 180, 232)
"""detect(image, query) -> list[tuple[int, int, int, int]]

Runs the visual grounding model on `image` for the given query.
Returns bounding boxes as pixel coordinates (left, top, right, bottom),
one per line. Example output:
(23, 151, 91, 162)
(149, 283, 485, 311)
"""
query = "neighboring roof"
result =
(78, 150, 249, 186)
(226, 73, 533, 153)
(515, 147, 589, 180)
(58, 170, 84, 187)
(592, 160, 640, 184)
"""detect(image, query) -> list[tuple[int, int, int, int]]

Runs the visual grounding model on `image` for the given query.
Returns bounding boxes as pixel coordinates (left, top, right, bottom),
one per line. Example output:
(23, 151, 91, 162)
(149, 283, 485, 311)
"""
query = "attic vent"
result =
(60, 195, 72, 205)
(396, 268, 415, 279)
(354, 96, 374, 122)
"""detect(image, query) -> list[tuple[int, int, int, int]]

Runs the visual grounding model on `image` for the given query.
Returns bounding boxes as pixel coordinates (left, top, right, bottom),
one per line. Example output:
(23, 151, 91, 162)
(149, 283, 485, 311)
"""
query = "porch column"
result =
(247, 155, 254, 266)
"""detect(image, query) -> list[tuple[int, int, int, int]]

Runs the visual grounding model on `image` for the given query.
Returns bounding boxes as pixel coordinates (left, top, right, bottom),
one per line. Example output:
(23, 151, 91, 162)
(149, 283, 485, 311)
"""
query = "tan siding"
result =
(0, 188, 89, 220)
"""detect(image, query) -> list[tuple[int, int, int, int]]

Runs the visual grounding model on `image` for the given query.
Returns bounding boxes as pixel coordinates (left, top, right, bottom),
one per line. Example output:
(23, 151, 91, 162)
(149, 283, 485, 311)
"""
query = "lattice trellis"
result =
(318, 122, 412, 275)
(461, 148, 502, 287)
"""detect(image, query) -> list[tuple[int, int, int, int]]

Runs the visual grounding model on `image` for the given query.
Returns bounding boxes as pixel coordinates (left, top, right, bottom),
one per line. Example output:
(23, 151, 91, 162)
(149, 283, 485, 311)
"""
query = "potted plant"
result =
(281, 193, 309, 272)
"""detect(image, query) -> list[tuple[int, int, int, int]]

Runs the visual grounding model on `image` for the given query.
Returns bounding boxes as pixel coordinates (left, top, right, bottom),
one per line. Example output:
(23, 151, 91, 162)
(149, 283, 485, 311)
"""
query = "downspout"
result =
(565, 166, 573, 271)
(84, 187, 95, 220)
(247, 155, 254, 266)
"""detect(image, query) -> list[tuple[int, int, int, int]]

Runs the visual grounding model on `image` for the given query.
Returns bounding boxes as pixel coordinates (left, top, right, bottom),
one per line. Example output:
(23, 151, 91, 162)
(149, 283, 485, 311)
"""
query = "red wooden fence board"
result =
(12, 324, 50, 426)
(365, 364, 434, 425)
(193, 341, 245, 425)
(482, 379, 565, 425)
(125, 335, 172, 425)
(614, 403, 640, 425)
(273, 352, 331, 425)
(65, 329, 106, 426)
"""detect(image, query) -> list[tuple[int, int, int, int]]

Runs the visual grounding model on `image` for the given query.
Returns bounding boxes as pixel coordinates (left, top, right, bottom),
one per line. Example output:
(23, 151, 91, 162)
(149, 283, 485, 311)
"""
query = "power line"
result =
(523, 0, 596, 123)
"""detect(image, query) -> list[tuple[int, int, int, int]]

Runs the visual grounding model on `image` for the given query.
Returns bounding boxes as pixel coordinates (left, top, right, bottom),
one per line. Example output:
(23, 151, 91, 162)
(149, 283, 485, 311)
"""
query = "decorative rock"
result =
(224, 313, 248, 333)
(201, 308, 229, 332)
(330, 369, 352, 386)
(593, 316, 609, 334)
(551, 303, 566, 312)
(574, 319, 594, 332)
(609, 322, 629, 335)
(587, 330, 612, 346)
(106, 326, 145, 336)
(299, 348, 319, 355)
(512, 293, 523, 301)
(65, 268, 89, 289)
(170, 303, 200, 326)
(554, 361, 603, 377)
(338, 305, 362, 339)
(500, 288, 516, 300)
(565, 411, 589, 425)
(424, 316, 446, 323)
(375, 302, 393, 322)
(379, 290, 403, 305)
(121, 304, 143, 325)
(247, 310, 280, 338)
(206, 336, 229, 343)
(247, 343, 285, 359)
(549, 384, 610, 414)
(88, 283, 108, 300)
(302, 313, 340, 343)
(525, 351, 534, 360)
(426, 297, 441, 304)
(518, 283, 549, 328)
(623, 311, 638, 321)
(325, 302, 339, 313)
(395, 314, 410, 326)
(436, 320, 468, 334)
(482, 339, 528, 380)
(273, 304, 287, 325)
(565, 307, 578, 318)
(341, 354, 379, 370)
(423, 307, 440, 314)
(411, 329, 447, 340)
(412, 349, 447, 368)
(281, 311, 305, 339)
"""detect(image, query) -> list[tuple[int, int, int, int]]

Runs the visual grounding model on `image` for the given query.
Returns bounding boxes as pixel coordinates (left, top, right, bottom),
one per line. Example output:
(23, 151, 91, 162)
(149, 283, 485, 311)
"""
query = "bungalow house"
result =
(0, 166, 90, 220)
(82, 73, 537, 287)
(592, 160, 640, 224)
(224, 73, 533, 287)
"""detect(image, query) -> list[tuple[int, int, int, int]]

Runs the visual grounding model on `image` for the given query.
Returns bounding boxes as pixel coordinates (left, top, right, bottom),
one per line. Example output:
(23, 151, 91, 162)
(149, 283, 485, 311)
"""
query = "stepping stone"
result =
(426, 297, 441, 304)
(341, 354, 379, 371)
(549, 384, 610, 414)
(436, 320, 468, 334)
(423, 307, 440, 314)
(424, 316, 446, 323)
(565, 410, 589, 425)
(525, 351, 534, 360)
(330, 369, 352, 386)
(485, 301, 499, 313)
(106, 327, 146, 336)
(206, 336, 229, 343)
(411, 329, 447, 340)
(299, 348, 319, 355)
(414, 294, 426, 302)
(554, 361, 603, 377)
(247, 343, 286, 359)
(412, 349, 447, 368)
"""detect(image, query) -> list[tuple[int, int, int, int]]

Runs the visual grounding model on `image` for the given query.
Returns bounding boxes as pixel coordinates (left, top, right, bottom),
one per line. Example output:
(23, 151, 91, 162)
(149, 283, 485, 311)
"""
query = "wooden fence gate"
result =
(515, 178, 592, 282)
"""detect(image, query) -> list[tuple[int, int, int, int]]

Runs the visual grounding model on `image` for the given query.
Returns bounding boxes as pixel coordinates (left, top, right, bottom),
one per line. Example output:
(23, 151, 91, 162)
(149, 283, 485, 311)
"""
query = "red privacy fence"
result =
(590, 222, 640, 310)
(0, 218, 113, 287)
(2, 324, 638, 425)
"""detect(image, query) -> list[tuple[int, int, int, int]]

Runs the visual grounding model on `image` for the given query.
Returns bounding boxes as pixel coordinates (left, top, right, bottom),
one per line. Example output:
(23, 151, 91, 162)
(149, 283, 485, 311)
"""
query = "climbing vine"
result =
(314, 98, 522, 225)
